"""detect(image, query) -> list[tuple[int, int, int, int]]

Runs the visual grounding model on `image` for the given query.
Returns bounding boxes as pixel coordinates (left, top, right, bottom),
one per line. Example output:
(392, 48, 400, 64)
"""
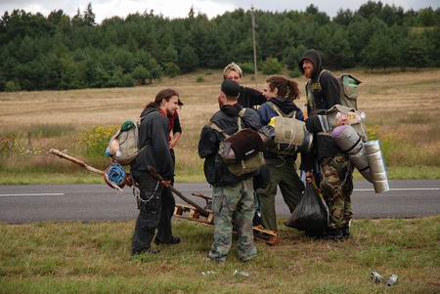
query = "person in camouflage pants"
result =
(299, 49, 355, 240)
(209, 178, 257, 262)
(198, 79, 261, 262)
(320, 155, 354, 232)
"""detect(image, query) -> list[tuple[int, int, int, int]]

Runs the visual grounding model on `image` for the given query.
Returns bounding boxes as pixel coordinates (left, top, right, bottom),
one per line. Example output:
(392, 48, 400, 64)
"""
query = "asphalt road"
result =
(1, 180, 440, 223)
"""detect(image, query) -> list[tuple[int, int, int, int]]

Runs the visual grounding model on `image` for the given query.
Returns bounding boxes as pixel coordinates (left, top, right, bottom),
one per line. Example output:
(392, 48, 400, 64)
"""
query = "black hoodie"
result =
(299, 49, 344, 169)
(131, 106, 174, 179)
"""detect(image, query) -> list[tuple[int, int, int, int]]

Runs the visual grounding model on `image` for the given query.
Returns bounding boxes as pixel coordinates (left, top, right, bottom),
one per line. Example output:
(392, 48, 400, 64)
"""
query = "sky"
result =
(1, 0, 439, 23)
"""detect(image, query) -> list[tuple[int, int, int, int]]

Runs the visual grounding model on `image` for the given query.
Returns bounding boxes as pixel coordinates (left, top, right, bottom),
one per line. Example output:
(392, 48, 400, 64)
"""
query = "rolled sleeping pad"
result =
(332, 125, 373, 183)
(364, 140, 389, 193)
(269, 116, 313, 152)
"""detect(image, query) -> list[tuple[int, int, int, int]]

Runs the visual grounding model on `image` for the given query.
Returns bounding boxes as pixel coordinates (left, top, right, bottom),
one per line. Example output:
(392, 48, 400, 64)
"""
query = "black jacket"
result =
(198, 104, 262, 187)
(299, 49, 344, 169)
(238, 86, 266, 109)
(131, 106, 174, 179)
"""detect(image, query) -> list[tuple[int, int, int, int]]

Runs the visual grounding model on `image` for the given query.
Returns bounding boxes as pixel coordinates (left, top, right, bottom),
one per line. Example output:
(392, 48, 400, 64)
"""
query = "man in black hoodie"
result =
(198, 79, 261, 262)
(299, 49, 354, 240)
(130, 89, 180, 256)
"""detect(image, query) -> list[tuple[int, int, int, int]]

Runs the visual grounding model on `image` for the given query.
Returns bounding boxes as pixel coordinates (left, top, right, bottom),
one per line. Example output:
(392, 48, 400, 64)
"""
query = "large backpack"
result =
(317, 69, 362, 111)
(210, 109, 265, 177)
(106, 118, 146, 165)
(307, 70, 367, 140)
(266, 102, 313, 154)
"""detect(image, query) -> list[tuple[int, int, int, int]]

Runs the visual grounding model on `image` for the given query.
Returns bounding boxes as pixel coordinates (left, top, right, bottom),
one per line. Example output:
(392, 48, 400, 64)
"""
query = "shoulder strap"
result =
(318, 69, 330, 83)
(267, 101, 296, 118)
(210, 122, 230, 138)
(211, 108, 246, 136)
(237, 108, 246, 131)
(238, 108, 246, 118)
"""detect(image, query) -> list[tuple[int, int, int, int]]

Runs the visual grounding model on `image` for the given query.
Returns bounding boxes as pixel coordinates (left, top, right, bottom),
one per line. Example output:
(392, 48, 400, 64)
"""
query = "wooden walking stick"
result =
(49, 148, 123, 191)
(146, 165, 210, 217)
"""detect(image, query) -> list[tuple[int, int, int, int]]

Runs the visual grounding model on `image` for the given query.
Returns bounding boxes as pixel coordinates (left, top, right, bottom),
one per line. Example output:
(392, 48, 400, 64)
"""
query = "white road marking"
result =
(355, 188, 440, 192)
(0, 193, 65, 197)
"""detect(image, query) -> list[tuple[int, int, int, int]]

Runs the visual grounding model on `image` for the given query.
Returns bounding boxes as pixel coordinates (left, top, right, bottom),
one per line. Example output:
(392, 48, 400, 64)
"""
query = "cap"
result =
(221, 79, 241, 98)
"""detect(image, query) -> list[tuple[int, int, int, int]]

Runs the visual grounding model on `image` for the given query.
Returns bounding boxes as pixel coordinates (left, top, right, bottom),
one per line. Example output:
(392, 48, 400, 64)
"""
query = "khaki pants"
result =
(257, 159, 304, 231)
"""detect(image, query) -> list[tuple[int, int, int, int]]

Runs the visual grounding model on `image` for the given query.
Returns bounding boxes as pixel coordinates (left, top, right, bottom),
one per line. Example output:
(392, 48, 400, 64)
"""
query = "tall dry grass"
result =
(1, 69, 439, 182)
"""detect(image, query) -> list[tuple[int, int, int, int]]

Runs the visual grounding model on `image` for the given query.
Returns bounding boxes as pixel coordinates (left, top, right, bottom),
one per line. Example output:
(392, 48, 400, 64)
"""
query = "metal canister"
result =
(365, 140, 389, 193)
(386, 274, 398, 287)
(370, 271, 384, 283)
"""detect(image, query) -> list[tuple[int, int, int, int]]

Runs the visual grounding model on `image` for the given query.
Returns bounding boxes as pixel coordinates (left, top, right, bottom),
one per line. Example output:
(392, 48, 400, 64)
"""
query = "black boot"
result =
(132, 248, 160, 257)
(342, 224, 350, 238)
(154, 236, 181, 245)
(324, 229, 344, 241)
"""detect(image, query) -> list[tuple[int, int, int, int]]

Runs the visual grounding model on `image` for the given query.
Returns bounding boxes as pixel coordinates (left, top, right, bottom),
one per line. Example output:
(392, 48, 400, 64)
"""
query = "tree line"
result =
(1, 1, 439, 91)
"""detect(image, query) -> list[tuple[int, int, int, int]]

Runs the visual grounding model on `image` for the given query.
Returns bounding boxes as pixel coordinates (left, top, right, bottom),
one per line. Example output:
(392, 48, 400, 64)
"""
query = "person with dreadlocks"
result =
(256, 75, 305, 243)
(130, 88, 181, 256)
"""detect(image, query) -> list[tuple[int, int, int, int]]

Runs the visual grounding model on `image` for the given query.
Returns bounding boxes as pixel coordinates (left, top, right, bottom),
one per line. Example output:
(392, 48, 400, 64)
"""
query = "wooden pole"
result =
(251, 5, 258, 78)
(49, 148, 104, 175)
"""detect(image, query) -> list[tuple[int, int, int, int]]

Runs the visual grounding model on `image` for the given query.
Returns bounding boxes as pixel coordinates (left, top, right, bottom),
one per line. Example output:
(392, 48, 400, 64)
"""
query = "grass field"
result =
(1, 216, 439, 293)
(0, 68, 440, 183)
(1, 70, 440, 293)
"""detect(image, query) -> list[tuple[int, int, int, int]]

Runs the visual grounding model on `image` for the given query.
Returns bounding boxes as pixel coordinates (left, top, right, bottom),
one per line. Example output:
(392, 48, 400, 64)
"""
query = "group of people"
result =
(129, 49, 354, 262)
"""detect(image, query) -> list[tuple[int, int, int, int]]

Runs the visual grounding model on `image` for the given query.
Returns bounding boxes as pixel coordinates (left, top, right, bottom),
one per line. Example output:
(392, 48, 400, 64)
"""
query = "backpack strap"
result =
(210, 122, 230, 138)
(211, 108, 247, 136)
(317, 69, 330, 84)
(237, 108, 246, 131)
(267, 101, 296, 118)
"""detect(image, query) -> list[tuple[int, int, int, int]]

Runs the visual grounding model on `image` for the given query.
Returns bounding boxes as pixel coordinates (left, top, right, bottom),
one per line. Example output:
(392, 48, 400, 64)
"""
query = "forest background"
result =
(1, 1, 440, 91)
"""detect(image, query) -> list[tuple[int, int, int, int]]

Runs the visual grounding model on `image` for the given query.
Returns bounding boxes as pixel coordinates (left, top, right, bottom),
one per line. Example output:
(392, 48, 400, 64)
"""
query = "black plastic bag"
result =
(285, 182, 329, 234)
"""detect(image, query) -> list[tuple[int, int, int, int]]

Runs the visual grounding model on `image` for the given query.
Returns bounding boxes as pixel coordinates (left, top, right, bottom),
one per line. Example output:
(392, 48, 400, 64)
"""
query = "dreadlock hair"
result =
(266, 75, 300, 101)
(145, 88, 179, 110)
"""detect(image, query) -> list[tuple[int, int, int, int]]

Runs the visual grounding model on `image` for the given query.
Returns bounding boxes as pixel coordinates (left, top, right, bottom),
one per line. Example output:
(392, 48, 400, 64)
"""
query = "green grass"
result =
(1, 217, 439, 293)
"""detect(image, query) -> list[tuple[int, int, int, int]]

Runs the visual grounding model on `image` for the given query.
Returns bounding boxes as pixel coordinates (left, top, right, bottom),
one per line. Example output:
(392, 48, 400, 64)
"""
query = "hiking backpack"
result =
(210, 108, 265, 177)
(307, 70, 367, 141)
(266, 101, 313, 154)
(105, 119, 145, 166)
(319, 70, 362, 110)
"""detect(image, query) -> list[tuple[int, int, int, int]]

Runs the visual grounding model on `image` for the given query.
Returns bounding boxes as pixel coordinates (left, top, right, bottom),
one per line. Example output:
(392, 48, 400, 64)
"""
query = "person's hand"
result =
(305, 171, 314, 184)
(169, 138, 177, 149)
(161, 179, 172, 187)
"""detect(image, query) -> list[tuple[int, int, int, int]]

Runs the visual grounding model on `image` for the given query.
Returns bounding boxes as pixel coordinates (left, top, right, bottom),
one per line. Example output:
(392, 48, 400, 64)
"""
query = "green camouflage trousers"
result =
(257, 158, 304, 232)
(209, 178, 257, 261)
(319, 155, 354, 230)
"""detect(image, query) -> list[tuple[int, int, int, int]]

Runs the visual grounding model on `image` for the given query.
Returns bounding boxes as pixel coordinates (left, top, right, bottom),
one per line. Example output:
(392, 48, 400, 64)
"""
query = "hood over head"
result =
(298, 49, 322, 79)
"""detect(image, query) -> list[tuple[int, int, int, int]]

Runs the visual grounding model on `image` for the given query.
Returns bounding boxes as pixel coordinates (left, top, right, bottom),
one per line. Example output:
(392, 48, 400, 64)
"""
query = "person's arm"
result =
(239, 86, 266, 108)
(245, 87, 266, 106)
(257, 104, 271, 126)
(150, 113, 174, 179)
(169, 132, 181, 150)
(169, 114, 182, 149)
(198, 125, 219, 159)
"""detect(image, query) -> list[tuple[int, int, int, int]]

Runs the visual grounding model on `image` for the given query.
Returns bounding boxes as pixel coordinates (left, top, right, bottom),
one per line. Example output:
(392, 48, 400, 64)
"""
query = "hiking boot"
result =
(239, 253, 257, 263)
(208, 251, 227, 263)
(324, 229, 344, 241)
(154, 236, 181, 245)
(305, 230, 325, 240)
(266, 234, 281, 246)
(342, 225, 350, 238)
(131, 248, 160, 257)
